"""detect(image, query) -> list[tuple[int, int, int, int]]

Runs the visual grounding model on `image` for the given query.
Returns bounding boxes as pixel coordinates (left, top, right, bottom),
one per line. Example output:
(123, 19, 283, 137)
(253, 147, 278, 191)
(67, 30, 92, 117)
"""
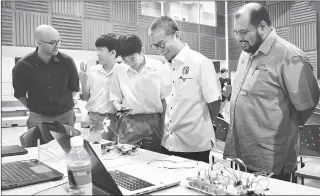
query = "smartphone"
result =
(117, 109, 133, 114)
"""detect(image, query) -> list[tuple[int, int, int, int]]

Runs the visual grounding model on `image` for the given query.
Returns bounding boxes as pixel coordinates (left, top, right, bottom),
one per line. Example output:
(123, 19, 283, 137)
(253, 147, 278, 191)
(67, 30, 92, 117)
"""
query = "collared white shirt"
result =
(85, 64, 116, 114)
(109, 56, 171, 114)
(162, 44, 221, 152)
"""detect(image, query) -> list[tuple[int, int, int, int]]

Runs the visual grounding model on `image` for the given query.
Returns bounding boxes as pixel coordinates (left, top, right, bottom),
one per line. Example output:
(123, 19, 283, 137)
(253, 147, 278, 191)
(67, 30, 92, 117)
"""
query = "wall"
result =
(166, 2, 194, 22)
(141, 2, 161, 17)
(189, 3, 199, 24)
(227, 1, 319, 79)
(1, 1, 226, 99)
(169, 2, 182, 20)
(163, 2, 217, 26)
(1, 1, 225, 58)
(163, 2, 170, 17)
(200, 2, 217, 26)
(318, 13, 320, 78)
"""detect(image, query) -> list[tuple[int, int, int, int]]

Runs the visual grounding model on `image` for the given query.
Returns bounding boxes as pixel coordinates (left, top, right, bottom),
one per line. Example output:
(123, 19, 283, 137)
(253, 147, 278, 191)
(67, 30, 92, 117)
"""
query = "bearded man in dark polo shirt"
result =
(12, 25, 79, 129)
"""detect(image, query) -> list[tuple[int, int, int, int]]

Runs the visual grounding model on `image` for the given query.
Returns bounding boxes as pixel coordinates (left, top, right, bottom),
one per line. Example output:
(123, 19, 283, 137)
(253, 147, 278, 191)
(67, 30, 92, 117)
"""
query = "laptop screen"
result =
(49, 130, 122, 196)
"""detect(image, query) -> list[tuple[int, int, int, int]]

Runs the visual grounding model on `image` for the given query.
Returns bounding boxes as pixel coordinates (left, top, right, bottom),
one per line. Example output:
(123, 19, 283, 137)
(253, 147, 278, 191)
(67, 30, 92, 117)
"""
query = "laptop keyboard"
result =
(2, 162, 42, 183)
(109, 170, 154, 191)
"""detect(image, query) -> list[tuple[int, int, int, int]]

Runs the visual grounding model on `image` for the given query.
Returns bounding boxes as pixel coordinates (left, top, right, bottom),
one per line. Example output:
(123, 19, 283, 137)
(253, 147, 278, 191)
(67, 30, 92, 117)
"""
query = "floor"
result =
(1, 103, 320, 189)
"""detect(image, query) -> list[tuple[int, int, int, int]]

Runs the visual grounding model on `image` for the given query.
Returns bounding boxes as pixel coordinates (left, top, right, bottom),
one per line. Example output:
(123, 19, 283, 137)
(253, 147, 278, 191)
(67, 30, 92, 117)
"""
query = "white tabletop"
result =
(2, 144, 320, 195)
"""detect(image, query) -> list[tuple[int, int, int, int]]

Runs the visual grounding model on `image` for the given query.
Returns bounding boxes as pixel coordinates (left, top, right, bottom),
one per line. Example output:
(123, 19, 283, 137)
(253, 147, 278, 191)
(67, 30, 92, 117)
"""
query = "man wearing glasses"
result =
(12, 24, 79, 129)
(148, 16, 222, 163)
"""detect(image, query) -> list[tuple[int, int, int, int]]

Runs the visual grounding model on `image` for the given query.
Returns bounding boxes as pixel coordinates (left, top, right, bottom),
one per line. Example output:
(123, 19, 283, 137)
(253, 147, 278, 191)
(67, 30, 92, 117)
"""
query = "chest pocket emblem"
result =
(256, 64, 267, 71)
(182, 66, 189, 75)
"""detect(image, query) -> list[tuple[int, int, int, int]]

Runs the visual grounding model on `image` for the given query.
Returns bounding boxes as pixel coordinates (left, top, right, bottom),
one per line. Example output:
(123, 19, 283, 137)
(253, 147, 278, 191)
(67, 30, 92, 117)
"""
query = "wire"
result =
(147, 159, 190, 164)
(147, 159, 198, 169)
(100, 143, 140, 160)
(187, 158, 273, 195)
(31, 178, 68, 195)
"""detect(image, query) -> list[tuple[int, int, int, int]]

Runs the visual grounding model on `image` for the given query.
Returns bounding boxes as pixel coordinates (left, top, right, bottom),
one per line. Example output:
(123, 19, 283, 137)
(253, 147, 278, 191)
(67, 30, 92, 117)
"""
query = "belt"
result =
(88, 112, 117, 120)
(106, 113, 117, 120)
(31, 109, 71, 117)
(122, 113, 160, 120)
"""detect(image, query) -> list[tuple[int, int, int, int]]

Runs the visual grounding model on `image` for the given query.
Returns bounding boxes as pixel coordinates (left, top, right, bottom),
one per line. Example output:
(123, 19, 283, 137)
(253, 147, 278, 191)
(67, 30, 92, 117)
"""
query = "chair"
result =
(211, 117, 233, 167)
(293, 124, 320, 184)
(213, 117, 229, 142)
(20, 121, 81, 148)
(306, 112, 320, 124)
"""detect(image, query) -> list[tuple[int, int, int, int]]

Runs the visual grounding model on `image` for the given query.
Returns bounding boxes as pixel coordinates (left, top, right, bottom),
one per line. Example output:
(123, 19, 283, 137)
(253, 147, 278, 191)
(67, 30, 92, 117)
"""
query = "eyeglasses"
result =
(151, 33, 173, 50)
(40, 38, 62, 47)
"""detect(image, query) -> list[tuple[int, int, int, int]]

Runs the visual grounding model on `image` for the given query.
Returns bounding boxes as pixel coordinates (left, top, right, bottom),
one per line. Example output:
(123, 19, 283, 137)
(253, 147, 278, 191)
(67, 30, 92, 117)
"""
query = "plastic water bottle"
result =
(81, 113, 91, 140)
(67, 136, 92, 195)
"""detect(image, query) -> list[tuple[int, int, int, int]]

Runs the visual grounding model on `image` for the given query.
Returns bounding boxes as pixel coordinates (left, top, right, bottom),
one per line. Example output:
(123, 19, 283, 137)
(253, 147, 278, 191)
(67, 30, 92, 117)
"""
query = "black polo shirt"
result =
(12, 48, 80, 116)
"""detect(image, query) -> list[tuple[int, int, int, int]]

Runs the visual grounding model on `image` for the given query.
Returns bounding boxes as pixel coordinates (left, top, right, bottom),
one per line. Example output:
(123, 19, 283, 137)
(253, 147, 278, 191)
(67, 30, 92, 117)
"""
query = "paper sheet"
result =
(39, 139, 66, 162)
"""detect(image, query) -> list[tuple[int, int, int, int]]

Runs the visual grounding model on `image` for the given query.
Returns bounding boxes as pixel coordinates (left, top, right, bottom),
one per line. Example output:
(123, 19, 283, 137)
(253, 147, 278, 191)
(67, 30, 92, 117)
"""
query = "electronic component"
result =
(185, 159, 270, 196)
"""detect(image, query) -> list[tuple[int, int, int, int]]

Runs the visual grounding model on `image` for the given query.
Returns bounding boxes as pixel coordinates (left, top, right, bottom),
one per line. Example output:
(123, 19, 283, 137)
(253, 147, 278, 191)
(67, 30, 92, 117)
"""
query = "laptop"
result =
(2, 159, 64, 190)
(50, 130, 180, 195)
(2, 145, 28, 157)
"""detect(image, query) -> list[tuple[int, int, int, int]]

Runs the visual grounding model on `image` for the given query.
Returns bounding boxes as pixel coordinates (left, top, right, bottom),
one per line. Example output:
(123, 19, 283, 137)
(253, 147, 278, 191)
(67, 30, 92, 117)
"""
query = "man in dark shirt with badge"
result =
(12, 25, 80, 129)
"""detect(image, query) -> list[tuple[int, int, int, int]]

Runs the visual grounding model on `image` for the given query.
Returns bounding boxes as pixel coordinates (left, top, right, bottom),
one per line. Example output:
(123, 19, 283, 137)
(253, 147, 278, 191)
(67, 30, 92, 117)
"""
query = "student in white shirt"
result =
(109, 34, 171, 152)
(79, 33, 118, 140)
(149, 16, 222, 163)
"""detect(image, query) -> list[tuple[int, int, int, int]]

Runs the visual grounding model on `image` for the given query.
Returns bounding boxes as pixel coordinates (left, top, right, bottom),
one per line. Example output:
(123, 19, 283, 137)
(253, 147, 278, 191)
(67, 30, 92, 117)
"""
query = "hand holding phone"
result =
(116, 109, 133, 117)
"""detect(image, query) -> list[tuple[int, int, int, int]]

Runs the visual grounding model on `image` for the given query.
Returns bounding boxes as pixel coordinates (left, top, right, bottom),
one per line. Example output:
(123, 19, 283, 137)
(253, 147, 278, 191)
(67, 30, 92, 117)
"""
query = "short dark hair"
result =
(116, 34, 142, 57)
(149, 16, 179, 36)
(235, 3, 271, 27)
(95, 33, 118, 54)
(250, 4, 271, 26)
(220, 68, 228, 73)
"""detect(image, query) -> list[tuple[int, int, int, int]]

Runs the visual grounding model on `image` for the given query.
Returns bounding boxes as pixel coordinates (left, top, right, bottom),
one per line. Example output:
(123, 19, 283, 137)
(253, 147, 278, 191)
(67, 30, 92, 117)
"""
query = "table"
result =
(2, 143, 320, 196)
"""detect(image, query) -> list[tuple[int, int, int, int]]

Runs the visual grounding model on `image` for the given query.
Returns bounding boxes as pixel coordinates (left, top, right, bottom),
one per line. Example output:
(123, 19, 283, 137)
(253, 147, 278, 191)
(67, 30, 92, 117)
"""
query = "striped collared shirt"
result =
(224, 29, 320, 174)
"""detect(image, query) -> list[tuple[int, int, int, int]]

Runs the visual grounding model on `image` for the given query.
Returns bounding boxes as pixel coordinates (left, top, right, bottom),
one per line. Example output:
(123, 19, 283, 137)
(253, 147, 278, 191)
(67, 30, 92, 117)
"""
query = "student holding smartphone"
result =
(109, 34, 171, 153)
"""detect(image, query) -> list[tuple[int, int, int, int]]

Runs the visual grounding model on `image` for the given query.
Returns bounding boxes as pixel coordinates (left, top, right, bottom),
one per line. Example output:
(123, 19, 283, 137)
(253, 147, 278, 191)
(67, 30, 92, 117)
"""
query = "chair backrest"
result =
(20, 121, 81, 148)
(20, 126, 45, 148)
(306, 112, 320, 124)
(213, 117, 229, 142)
(299, 124, 320, 157)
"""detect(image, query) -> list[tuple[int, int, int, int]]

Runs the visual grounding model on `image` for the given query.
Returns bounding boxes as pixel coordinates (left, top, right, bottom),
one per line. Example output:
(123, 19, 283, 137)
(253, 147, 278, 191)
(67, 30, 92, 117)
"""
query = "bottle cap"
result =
(70, 136, 84, 147)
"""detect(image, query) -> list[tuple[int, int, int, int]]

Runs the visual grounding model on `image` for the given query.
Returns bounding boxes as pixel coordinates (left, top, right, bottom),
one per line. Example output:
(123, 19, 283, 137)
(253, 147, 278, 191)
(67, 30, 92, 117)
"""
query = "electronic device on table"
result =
(2, 145, 28, 157)
(2, 159, 63, 190)
(50, 130, 180, 195)
(116, 109, 133, 117)
(185, 159, 271, 196)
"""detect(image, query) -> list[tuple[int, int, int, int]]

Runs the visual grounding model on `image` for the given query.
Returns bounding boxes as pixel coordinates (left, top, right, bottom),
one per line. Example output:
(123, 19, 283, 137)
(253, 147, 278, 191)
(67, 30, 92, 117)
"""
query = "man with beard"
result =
(149, 16, 222, 163)
(223, 3, 320, 181)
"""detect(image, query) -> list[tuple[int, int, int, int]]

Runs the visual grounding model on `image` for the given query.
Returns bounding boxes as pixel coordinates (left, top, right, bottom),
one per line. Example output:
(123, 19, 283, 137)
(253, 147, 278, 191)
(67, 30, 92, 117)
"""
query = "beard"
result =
(240, 32, 263, 54)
